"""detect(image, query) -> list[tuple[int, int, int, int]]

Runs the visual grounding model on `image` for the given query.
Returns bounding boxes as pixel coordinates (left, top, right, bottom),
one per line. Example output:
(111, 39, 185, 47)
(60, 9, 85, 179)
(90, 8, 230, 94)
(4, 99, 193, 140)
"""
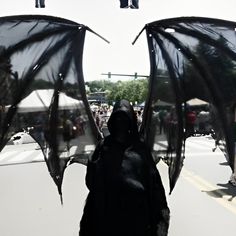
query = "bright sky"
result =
(1, 0, 236, 81)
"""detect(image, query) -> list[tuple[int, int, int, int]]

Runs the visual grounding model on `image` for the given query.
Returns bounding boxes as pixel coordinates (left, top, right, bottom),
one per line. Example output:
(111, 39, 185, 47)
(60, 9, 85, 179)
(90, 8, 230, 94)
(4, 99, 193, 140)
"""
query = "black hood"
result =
(107, 100, 139, 140)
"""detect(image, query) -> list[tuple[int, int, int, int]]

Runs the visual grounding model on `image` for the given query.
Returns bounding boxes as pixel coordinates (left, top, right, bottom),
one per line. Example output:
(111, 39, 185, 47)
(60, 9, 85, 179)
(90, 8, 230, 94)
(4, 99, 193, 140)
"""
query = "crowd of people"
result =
(154, 106, 211, 138)
(91, 104, 144, 135)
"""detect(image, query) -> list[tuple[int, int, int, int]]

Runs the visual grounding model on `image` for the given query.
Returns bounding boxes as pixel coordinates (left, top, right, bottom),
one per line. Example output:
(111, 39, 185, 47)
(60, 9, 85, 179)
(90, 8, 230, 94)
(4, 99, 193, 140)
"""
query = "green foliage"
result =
(184, 36, 236, 103)
(86, 79, 148, 104)
(154, 78, 175, 103)
(31, 79, 54, 90)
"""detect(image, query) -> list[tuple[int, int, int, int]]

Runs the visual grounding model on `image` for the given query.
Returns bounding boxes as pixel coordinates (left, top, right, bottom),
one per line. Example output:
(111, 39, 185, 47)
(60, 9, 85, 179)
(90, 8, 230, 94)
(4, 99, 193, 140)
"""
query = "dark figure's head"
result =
(107, 100, 139, 143)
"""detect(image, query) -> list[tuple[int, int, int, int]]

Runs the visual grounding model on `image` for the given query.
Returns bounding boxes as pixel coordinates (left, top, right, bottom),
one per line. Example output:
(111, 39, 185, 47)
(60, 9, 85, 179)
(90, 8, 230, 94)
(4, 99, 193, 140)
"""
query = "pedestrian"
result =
(33, 113, 46, 149)
(185, 107, 196, 137)
(136, 109, 142, 130)
(35, 0, 45, 8)
(62, 116, 74, 151)
(79, 99, 170, 236)
(158, 109, 167, 134)
(229, 105, 236, 186)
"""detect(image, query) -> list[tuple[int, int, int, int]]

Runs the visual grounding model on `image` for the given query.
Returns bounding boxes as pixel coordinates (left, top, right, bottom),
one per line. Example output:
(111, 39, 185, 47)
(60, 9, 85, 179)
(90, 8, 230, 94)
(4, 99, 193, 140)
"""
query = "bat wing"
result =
(138, 17, 236, 193)
(0, 15, 105, 203)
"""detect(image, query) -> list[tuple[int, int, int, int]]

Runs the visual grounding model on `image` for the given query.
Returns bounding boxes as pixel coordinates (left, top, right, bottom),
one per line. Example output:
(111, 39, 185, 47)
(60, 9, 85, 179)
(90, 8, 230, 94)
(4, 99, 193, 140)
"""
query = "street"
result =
(162, 136, 236, 235)
(0, 136, 235, 235)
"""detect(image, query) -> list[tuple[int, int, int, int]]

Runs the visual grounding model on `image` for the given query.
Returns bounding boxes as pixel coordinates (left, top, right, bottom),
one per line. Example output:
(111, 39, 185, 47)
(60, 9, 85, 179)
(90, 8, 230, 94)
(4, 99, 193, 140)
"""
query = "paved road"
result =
(0, 143, 44, 166)
(159, 136, 236, 236)
(0, 136, 235, 235)
(0, 157, 88, 236)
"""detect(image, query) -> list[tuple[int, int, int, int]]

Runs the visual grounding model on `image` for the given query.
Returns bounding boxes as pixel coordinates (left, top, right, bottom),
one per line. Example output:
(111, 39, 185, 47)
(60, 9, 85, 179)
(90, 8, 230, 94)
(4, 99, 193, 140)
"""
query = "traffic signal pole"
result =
(101, 72, 149, 79)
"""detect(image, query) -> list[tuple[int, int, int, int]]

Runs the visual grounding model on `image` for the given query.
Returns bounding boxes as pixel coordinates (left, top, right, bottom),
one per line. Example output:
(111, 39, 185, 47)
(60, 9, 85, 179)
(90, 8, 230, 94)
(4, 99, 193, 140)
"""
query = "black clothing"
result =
(120, 0, 129, 8)
(35, 0, 45, 8)
(120, 0, 139, 9)
(130, 0, 139, 9)
(79, 100, 169, 236)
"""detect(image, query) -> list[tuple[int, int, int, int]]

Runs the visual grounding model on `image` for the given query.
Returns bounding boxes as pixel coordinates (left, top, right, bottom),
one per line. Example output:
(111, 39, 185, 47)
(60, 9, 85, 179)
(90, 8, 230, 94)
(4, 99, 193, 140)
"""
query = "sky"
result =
(1, 0, 236, 81)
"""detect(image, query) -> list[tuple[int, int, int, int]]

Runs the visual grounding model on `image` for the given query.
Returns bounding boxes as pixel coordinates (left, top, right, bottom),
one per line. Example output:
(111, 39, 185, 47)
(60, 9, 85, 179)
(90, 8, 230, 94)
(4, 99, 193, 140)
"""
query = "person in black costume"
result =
(35, 0, 45, 8)
(79, 99, 170, 236)
(120, 0, 139, 9)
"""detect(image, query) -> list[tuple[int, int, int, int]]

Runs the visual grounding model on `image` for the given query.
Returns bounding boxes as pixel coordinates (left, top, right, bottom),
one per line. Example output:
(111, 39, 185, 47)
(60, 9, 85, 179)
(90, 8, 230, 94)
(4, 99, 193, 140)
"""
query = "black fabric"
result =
(137, 17, 236, 193)
(131, 0, 139, 9)
(120, 0, 129, 8)
(107, 99, 139, 140)
(120, 0, 139, 9)
(35, 0, 45, 8)
(2, 14, 236, 207)
(0, 15, 104, 202)
(80, 100, 169, 236)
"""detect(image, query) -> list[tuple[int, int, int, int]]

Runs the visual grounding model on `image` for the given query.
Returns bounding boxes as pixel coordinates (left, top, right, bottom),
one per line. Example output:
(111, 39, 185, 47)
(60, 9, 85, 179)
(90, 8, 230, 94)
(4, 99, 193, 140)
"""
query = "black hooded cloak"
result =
(79, 100, 170, 236)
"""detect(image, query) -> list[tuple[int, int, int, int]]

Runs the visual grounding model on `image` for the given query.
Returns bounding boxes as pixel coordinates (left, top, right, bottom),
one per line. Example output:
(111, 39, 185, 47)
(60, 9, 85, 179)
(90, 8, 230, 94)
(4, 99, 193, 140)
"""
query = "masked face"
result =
(112, 112, 131, 143)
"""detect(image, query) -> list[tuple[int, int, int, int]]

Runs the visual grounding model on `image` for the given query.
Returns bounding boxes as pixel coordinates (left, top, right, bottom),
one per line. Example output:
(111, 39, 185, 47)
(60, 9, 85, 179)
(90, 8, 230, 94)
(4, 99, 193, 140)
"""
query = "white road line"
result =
(186, 140, 214, 150)
(0, 151, 18, 161)
(84, 145, 96, 152)
(155, 137, 219, 153)
(0, 136, 222, 165)
(185, 151, 223, 157)
(7, 150, 36, 163)
(0, 149, 44, 164)
(31, 152, 44, 162)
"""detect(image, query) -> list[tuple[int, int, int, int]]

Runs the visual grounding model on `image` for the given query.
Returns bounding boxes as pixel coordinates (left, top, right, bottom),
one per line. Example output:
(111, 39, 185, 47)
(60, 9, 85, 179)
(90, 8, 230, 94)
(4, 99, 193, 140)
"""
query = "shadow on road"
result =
(219, 161, 229, 166)
(203, 182, 236, 202)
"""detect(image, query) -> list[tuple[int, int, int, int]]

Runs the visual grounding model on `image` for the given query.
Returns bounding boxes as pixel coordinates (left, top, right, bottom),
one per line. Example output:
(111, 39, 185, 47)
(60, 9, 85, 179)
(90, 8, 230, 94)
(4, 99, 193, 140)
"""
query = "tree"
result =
(183, 36, 236, 103)
(87, 79, 148, 104)
(0, 46, 16, 106)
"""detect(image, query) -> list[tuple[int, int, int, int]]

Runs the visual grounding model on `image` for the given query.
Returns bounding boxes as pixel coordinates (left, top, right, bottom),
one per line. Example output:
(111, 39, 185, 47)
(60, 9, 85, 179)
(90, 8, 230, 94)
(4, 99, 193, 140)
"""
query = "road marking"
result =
(7, 150, 36, 163)
(31, 152, 44, 162)
(0, 151, 18, 161)
(182, 167, 236, 215)
(0, 144, 95, 165)
(0, 149, 44, 165)
(185, 151, 223, 157)
(186, 139, 215, 150)
(0, 137, 224, 165)
(84, 145, 95, 152)
(154, 136, 216, 152)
